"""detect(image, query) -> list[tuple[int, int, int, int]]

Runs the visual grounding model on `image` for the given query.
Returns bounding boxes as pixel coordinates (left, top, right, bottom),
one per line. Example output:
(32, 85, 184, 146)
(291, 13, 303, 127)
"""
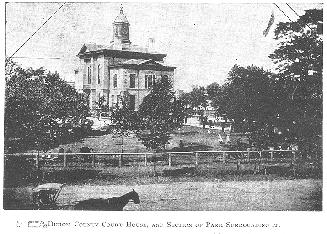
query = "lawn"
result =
(3, 178, 322, 211)
(6, 126, 321, 211)
(47, 126, 243, 153)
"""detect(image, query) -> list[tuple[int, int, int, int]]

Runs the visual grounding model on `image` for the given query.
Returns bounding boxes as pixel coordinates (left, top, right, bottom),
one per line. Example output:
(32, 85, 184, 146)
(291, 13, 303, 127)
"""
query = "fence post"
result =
(254, 151, 262, 174)
(223, 151, 226, 164)
(270, 151, 274, 162)
(35, 153, 39, 168)
(292, 150, 296, 163)
(168, 153, 172, 167)
(247, 149, 250, 162)
(63, 153, 67, 168)
(195, 152, 199, 167)
(236, 159, 241, 171)
(292, 150, 296, 177)
(92, 154, 95, 168)
(144, 154, 147, 166)
(118, 154, 122, 167)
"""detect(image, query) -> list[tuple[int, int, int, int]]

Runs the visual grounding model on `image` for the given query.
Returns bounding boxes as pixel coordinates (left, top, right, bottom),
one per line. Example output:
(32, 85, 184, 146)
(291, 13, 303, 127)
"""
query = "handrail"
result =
(194, 150, 296, 153)
(4, 149, 298, 170)
(4, 149, 297, 156)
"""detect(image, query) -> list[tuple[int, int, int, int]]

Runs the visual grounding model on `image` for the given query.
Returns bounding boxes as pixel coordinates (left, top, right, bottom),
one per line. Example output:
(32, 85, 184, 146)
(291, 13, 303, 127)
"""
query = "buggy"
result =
(32, 183, 64, 209)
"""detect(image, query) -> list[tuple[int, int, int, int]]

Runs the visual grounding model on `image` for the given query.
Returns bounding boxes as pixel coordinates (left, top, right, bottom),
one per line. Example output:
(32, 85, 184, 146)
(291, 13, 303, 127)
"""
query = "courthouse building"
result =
(75, 7, 176, 110)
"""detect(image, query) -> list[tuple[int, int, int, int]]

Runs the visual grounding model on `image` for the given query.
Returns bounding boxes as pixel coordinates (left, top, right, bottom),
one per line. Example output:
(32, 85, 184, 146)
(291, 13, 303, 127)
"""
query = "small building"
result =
(184, 106, 233, 132)
(75, 6, 176, 110)
(184, 114, 202, 127)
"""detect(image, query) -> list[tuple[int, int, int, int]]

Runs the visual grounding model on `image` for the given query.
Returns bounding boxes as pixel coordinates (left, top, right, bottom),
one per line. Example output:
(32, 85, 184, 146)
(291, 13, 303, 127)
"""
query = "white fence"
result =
(4, 150, 297, 169)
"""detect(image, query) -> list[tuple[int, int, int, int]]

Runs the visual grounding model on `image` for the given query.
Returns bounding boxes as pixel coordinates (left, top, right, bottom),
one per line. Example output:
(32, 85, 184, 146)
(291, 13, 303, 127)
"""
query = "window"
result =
(108, 66, 110, 85)
(129, 95, 136, 110)
(113, 74, 117, 88)
(130, 74, 136, 88)
(111, 95, 115, 105)
(87, 67, 91, 84)
(97, 65, 101, 84)
(145, 74, 155, 89)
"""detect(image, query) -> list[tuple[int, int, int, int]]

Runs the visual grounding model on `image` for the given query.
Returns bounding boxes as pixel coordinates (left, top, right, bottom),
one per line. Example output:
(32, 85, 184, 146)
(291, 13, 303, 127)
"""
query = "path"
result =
(55, 179, 321, 211)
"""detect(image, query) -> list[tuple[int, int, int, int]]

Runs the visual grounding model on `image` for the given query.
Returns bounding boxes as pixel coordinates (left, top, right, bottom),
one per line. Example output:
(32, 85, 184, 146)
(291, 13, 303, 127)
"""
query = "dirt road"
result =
(54, 179, 321, 211)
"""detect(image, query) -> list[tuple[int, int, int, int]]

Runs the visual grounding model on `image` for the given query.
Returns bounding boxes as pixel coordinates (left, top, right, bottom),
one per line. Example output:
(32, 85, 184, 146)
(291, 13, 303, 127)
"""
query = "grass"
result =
(3, 178, 322, 211)
(3, 149, 322, 210)
(46, 126, 245, 153)
(5, 126, 322, 211)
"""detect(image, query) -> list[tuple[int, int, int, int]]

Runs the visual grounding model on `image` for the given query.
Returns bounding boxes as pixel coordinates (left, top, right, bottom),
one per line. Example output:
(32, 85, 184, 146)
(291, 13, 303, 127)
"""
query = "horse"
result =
(73, 189, 140, 211)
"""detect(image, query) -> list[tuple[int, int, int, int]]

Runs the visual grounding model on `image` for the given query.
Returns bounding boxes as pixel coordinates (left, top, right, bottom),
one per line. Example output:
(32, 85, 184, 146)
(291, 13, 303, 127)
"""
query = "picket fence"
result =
(5, 150, 297, 169)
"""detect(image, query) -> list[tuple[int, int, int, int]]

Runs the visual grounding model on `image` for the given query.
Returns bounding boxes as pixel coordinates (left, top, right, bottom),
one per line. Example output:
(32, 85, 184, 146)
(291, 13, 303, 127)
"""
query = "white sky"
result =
(5, 1, 322, 91)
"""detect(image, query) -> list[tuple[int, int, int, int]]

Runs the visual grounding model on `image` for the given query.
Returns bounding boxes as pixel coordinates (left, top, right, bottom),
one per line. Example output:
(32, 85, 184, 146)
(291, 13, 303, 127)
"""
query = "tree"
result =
(95, 95, 106, 110)
(206, 82, 221, 102)
(111, 94, 140, 133)
(5, 60, 90, 152)
(95, 95, 109, 116)
(223, 65, 275, 124)
(137, 77, 186, 152)
(269, 9, 323, 161)
(180, 86, 207, 114)
(216, 65, 277, 148)
(110, 94, 140, 153)
(206, 82, 226, 117)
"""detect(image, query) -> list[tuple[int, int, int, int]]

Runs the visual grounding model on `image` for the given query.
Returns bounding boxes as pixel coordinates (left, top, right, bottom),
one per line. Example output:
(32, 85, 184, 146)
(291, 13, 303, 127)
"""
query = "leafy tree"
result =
(269, 9, 323, 161)
(137, 77, 186, 152)
(110, 94, 140, 153)
(95, 95, 106, 109)
(206, 82, 221, 102)
(111, 94, 140, 134)
(181, 86, 207, 113)
(94, 95, 110, 117)
(206, 82, 227, 117)
(179, 91, 191, 108)
(216, 65, 277, 148)
(5, 60, 90, 152)
(223, 65, 275, 124)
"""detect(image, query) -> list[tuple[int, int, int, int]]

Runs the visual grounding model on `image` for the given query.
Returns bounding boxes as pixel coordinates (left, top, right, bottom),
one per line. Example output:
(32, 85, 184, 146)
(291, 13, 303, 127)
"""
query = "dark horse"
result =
(73, 190, 140, 211)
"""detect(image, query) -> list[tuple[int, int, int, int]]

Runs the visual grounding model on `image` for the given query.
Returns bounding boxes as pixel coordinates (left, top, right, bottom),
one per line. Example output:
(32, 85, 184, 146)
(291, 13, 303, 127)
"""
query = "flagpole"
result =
(263, 11, 275, 37)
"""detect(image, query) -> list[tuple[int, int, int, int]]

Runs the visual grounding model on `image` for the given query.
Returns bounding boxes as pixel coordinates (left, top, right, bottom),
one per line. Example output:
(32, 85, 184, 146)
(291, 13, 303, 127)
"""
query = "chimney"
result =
(147, 37, 156, 52)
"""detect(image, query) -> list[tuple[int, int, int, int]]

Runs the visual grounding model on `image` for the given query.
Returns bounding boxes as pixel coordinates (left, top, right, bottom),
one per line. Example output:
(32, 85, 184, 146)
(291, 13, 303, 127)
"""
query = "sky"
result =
(5, 1, 323, 91)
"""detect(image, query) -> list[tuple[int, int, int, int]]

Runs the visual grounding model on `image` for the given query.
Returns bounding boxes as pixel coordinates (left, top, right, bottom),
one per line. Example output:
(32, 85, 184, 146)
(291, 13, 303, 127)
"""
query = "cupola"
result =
(111, 5, 131, 45)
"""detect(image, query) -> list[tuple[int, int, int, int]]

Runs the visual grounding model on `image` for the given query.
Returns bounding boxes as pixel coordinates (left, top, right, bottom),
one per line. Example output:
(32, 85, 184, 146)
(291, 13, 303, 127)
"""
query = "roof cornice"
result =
(109, 63, 176, 71)
(78, 49, 167, 61)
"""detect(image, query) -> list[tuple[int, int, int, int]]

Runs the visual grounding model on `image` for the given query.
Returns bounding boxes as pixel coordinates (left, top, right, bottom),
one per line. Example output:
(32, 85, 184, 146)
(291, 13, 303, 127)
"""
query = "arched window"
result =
(130, 74, 136, 88)
(97, 65, 101, 84)
(145, 74, 155, 89)
(111, 95, 115, 105)
(87, 67, 91, 84)
(113, 74, 117, 88)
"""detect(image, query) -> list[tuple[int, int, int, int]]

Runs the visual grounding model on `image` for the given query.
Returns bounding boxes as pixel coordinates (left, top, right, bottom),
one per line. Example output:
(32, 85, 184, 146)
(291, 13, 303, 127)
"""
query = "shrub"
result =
(4, 156, 37, 187)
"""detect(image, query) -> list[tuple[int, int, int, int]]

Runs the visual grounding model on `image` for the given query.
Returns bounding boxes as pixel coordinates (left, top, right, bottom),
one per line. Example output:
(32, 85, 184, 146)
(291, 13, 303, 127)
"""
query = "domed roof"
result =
(114, 6, 129, 24)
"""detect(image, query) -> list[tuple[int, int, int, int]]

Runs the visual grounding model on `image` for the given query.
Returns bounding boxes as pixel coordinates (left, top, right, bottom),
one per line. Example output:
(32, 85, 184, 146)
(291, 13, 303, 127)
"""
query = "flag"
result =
(263, 11, 275, 37)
